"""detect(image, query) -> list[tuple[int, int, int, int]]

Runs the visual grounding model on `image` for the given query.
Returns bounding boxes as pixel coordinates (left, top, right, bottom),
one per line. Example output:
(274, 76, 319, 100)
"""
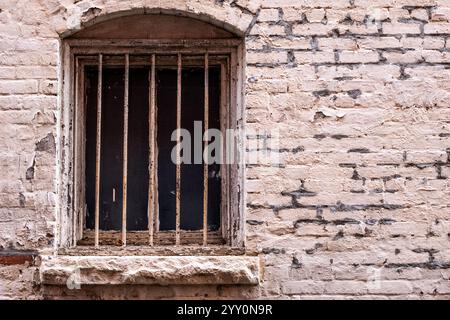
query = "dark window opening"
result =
(84, 62, 222, 235)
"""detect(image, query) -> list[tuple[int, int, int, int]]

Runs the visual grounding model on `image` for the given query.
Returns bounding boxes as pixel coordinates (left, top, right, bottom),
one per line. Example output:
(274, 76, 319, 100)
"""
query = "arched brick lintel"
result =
(58, 1, 257, 39)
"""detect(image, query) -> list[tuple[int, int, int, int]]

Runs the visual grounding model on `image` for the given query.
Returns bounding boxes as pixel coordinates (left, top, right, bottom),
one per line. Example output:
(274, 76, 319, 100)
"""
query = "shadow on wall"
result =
(41, 284, 260, 300)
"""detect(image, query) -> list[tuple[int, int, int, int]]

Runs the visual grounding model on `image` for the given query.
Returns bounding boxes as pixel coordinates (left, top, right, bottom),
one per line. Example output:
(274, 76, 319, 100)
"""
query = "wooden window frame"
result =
(58, 38, 246, 251)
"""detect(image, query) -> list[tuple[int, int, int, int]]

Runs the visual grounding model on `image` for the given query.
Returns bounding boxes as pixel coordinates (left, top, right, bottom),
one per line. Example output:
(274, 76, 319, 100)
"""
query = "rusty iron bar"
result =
(94, 53, 103, 247)
(175, 53, 182, 245)
(203, 53, 209, 246)
(122, 53, 129, 246)
(148, 54, 156, 246)
(73, 57, 79, 247)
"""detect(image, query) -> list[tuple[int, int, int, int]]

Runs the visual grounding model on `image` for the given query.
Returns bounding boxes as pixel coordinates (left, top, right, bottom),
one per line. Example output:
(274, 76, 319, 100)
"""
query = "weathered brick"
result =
(339, 50, 379, 63)
(271, 37, 311, 50)
(293, 23, 337, 36)
(282, 7, 302, 22)
(258, 9, 280, 22)
(382, 51, 424, 63)
(294, 51, 335, 64)
(249, 23, 286, 36)
(422, 50, 450, 63)
(1, 0, 449, 301)
(358, 37, 401, 49)
(401, 37, 446, 49)
(411, 9, 429, 21)
(424, 23, 450, 34)
(0, 80, 38, 94)
(305, 9, 326, 23)
(383, 23, 422, 35)
(318, 38, 358, 50)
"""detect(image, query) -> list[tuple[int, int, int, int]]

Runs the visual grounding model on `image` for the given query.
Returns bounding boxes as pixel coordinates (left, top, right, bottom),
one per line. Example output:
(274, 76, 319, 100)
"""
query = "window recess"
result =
(67, 40, 244, 249)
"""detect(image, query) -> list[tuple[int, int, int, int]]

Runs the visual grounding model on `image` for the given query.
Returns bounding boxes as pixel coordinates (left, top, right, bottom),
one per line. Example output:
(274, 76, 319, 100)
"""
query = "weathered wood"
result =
(78, 230, 227, 247)
(203, 53, 209, 246)
(67, 38, 241, 49)
(78, 57, 86, 242)
(229, 44, 245, 248)
(59, 243, 251, 257)
(94, 53, 103, 247)
(122, 54, 130, 246)
(175, 53, 182, 245)
(75, 55, 229, 68)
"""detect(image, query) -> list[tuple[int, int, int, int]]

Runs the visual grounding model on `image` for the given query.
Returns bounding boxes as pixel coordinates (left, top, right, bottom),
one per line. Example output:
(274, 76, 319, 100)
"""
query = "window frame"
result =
(58, 38, 245, 251)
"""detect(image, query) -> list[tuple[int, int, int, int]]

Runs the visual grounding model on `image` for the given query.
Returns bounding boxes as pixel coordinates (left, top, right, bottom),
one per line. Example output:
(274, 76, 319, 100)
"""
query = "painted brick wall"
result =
(0, 0, 449, 299)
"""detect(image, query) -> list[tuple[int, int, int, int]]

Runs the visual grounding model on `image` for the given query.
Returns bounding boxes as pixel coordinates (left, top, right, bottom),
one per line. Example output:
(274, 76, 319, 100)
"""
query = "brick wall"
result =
(0, 0, 449, 299)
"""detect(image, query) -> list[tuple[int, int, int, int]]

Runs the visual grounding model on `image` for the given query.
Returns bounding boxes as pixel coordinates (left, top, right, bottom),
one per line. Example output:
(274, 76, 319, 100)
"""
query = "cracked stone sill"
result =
(39, 255, 260, 286)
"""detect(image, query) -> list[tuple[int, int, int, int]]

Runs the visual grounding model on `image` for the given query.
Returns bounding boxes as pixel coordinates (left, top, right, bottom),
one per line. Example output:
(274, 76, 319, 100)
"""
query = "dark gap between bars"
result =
(84, 55, 222, 242)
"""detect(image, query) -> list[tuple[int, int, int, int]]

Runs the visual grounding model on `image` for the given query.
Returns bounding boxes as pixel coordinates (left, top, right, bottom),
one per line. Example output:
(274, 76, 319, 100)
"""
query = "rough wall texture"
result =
(0, 0, 450, 299)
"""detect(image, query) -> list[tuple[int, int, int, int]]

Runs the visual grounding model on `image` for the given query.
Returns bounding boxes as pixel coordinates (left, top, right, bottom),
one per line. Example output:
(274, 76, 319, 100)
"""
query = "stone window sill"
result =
(39, 255, 260, 286)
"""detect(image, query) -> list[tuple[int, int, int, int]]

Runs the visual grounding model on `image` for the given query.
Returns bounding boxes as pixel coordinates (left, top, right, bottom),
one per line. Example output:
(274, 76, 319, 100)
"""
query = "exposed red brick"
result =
(0, 253, 36, 266)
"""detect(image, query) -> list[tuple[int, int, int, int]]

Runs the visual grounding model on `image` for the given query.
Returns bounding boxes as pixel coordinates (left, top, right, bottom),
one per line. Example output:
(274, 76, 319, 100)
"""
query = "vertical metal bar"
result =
(148, 54, 156, 246)
(176, 53, 182, 245)
(79, 60, 87, 241)
(73, 57, 79, 247)
(203, 53, 209, 246)
(220, 59, 230, 243)
(122, 54, 129, 246)
(94, 54, 103, 247)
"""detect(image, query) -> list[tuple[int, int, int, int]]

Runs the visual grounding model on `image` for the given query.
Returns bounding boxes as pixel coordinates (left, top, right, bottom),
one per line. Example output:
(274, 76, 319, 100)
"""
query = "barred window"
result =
(60, 14, 245, 250)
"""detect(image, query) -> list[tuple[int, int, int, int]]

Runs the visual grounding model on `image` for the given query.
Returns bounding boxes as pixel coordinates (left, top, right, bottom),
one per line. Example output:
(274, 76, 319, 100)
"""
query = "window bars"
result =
(92, 53, 213, 247)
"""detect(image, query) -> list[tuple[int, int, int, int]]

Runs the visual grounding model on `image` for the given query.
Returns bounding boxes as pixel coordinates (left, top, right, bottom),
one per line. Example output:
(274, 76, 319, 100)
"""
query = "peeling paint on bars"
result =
(176, 53, 182, 246)
(73, 56, 79, 248)
(203, 53, 209, 247)
(68, 44, 240, 248)
(94, 53, 102, 248)
(122, 53, 129, 247)
(148, 54, 156, 246)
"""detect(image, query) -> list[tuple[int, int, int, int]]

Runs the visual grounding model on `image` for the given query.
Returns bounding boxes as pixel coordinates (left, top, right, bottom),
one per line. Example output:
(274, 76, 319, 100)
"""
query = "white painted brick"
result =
(339, 50, 380, 63)
(271, 37, 311, 50)
(382, 51, 424, 63)
(358, 37, 401, 49)
(424, 23, 450, 34)
(305, 9, 325, 23)
(401, 37, 446, 49)
(250, 23, 285, 36)
(318, 38, 358, 50)
(411, 9, 429, 21)
(422, 50, 450, 63)
(0, 0, 449, 301)
(0, 80, 38, 94)
(383, 23, 422, 35)
(247, 51, 288, 64)
(294, 51, 336, 64)
(282, 7, 302, 22)
(258, 9, 280, 22)
(293, 23, 337, 36)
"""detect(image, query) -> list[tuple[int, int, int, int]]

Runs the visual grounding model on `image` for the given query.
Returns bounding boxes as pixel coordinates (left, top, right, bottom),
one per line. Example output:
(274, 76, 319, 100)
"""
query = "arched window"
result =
(60, 14, 244, 250)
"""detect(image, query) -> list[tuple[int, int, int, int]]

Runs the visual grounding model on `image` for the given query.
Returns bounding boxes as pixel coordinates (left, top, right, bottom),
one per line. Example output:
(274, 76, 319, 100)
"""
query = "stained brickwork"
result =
(0, 0, 450, 299)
